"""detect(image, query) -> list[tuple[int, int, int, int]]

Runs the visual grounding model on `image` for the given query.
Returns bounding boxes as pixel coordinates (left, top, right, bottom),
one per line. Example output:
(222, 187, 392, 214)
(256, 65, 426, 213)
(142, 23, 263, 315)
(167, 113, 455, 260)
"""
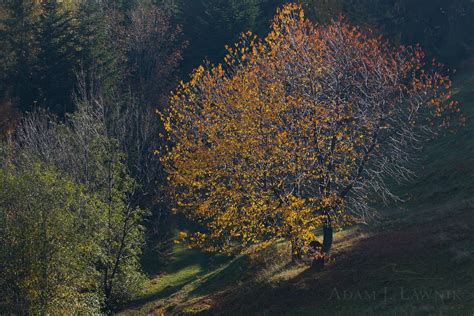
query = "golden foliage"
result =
(161, 4, 459, 254)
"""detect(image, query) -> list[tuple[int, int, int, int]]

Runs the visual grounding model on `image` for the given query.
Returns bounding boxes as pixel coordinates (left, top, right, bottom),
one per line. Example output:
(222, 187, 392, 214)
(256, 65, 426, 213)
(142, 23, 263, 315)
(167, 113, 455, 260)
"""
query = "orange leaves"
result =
(299, 9, 305, 20)
(160, 3, 460, 255)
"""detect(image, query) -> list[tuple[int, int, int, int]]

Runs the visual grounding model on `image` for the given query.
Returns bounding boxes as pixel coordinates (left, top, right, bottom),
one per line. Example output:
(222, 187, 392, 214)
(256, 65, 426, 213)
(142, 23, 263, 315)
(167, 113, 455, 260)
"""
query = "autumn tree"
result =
(161, 4, 459, 256)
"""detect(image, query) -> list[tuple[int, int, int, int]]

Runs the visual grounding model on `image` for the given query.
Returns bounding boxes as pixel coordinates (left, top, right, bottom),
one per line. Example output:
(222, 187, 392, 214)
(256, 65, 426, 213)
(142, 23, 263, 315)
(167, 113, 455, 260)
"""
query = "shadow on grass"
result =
(190, 255, 252, 297)
(121, 243, 231, 313)
(196, 206, 474, 316)
(121, 278, 197, 312)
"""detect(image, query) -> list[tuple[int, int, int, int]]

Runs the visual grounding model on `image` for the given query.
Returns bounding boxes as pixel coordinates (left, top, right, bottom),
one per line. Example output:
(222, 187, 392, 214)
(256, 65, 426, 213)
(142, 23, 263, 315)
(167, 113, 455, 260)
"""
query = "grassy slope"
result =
(120, 65, 474, 316)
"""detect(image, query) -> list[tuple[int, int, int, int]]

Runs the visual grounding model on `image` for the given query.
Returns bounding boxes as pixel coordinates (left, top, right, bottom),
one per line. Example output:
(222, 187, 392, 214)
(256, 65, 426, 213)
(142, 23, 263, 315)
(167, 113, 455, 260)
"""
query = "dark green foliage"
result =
(122, 0, 186, 106)
(75, 0, 119, 96)
(0, 0, 119, 117)
(177, 0, 284, 74)
(393, 0, 473, 63)
(0, 0, 81, 116)
(33, 0, 79, 115)
(102, 0, 137, 13)
(303, 0, 474, 65)
(256, 0, 287, 33)
(0, 0, 37, 112)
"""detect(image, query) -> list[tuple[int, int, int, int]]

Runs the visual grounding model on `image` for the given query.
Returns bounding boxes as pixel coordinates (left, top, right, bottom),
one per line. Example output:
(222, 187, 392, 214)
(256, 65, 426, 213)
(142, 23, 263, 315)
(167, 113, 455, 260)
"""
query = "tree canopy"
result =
(161, 4, 460, 255)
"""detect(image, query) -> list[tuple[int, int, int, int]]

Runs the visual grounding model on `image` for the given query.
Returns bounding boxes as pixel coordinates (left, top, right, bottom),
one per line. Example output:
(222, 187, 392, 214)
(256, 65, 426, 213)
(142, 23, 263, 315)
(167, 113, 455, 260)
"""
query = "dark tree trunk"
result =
(310, 215, 333, 272)
(322, 216, 333, 253)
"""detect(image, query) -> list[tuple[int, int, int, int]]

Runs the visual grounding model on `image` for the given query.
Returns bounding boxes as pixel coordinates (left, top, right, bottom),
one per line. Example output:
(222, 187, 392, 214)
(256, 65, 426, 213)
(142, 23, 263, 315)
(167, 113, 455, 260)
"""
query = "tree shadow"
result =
(121, 278, 196, 312)
(196, 208, 474, 315)
(190, 255, 252, 297)
(121, 244, 231, 312)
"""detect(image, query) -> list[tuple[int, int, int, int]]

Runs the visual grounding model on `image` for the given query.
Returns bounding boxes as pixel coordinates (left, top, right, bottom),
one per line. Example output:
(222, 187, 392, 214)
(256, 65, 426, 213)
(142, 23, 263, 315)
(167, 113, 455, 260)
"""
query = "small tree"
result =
(0, 163, 102, 314)
(161, 4, 459, 255)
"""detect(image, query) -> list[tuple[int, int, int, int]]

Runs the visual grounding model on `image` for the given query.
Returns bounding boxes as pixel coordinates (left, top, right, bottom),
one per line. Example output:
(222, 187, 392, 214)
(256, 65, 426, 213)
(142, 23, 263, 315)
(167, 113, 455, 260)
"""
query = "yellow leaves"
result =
(277, 131, 288, 144)
(189, 65, 205, 86)
(252, 46, 258, 56)
(175, 231, 189, 244)
(163, 120, 172, 132)
(160, 2, 455, 256)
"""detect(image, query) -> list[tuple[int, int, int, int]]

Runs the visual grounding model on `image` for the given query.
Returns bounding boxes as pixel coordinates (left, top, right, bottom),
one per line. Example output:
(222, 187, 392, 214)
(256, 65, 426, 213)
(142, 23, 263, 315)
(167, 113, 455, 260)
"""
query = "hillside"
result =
(119, 64, 474, 316)
(2, 2, 473, 315)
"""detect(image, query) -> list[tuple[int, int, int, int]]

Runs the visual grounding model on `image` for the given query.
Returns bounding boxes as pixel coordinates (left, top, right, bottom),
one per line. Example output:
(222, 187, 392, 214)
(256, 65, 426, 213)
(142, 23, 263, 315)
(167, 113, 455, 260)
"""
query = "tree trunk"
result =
(322, 215, 333, 253)
(290, 239, 303, 263)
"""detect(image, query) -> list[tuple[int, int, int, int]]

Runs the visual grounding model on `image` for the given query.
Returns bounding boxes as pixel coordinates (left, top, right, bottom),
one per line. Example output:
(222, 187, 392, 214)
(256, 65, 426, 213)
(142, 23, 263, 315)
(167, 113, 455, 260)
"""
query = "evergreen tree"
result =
(0, 0, 37, 112)
(175, 0, 286, 74)
(33, 0, 80, 116)
(125, 0, 185, 106)
(75, 0, 120, 97)
(178, 0, 261, 72)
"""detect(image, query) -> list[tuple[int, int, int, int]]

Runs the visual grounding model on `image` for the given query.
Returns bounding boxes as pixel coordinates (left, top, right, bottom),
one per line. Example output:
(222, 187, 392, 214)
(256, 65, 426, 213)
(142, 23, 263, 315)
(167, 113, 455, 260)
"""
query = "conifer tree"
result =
(33, 0, 80, 116)
(75, 0, 120, 97)
(0, 0, 37, 112)
(178, 0, 261, 72)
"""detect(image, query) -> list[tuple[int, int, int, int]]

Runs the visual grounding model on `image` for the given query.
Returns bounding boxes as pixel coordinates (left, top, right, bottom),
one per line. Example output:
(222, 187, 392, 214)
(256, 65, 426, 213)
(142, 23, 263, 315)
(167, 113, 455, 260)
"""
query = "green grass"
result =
(118, 240, 231, 315)
(120, 63, 474, 316)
